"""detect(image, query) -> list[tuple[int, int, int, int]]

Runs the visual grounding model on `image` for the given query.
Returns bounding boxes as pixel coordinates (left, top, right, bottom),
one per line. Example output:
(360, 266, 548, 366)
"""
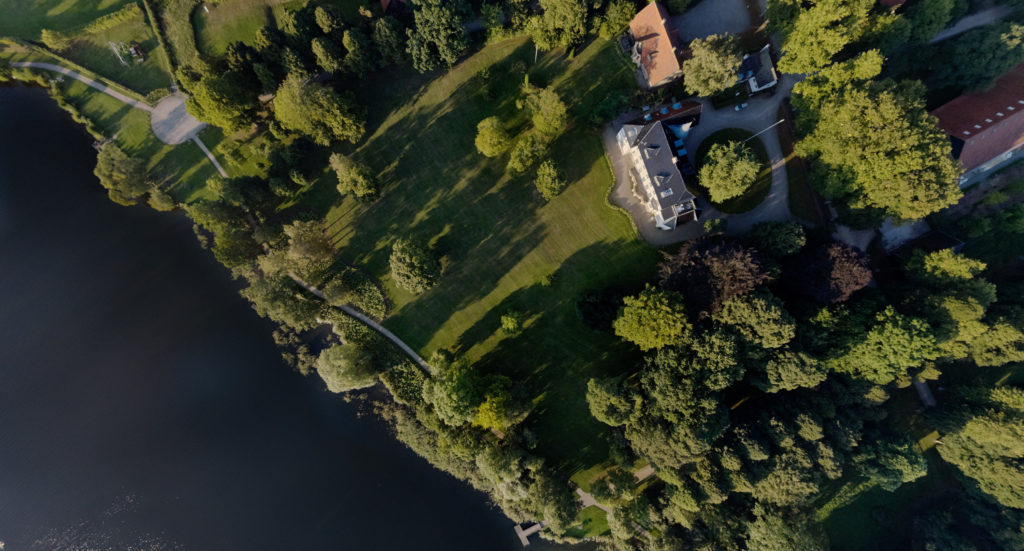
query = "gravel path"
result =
(151, 93, 206, 145)
(11, 61, 153, 112)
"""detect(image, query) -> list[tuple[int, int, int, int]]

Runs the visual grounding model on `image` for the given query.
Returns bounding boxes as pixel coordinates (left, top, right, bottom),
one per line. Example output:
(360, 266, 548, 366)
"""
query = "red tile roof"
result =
(931, 63, 1024, 172)
(629, 2, 683, 87)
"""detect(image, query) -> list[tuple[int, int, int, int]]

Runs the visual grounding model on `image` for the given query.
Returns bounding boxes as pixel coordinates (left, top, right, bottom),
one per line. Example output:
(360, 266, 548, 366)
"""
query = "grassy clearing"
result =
(0, 0, 136, 38)
(63, 15, 172, 93)
(694, 128, 771, 214)
(317, 37, 657, 470)
(565, 505, 611, 539)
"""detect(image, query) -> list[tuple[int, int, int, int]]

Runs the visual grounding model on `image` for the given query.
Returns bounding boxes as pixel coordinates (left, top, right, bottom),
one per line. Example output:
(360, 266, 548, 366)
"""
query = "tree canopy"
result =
(330, 153, 379, 201)
(526, 0, 588, 51)
(274, 74, 365, 145)
(474, 116, 511, 157)
(93, 143, 151, 206)
(316, 344, 379, 392)
(406, 0, 470, 72)
(682, 34, 743, 97)
(699, 141, 761, 203)
(613, 285, 691, 351)
(389, 238, 441, 294)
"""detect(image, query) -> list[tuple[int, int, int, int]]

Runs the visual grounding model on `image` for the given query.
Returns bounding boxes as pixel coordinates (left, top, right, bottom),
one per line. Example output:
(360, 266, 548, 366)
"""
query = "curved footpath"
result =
(12, 61, 153, 112)
(287, 273, 432, 374)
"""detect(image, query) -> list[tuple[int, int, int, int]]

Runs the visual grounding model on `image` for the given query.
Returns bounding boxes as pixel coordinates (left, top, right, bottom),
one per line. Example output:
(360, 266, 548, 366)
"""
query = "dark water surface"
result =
(0, 86, 566, 550)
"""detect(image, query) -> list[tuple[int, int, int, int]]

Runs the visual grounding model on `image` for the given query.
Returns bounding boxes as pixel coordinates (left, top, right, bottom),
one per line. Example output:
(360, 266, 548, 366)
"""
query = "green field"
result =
(0, 0, 136, 37)
(694, 128, 772, 214)
(317, 37, 658, 470)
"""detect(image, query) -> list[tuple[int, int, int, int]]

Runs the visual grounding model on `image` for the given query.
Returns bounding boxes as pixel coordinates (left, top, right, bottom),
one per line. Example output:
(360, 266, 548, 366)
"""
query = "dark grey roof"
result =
(628, 120, 696, 213)
(739, 47, 777, 88)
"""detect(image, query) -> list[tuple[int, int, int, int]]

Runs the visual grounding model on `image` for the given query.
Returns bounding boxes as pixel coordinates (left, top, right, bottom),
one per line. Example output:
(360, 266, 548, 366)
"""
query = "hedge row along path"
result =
(11, 61, 227, 177)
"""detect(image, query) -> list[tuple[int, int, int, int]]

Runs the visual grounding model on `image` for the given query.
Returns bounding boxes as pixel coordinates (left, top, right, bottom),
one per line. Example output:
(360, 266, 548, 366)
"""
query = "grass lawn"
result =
(694, 128, 771, 214)
(318, 37, 658, 471)
(565, 505, 610, 539)
(63, 15, 172, 94)
(0, 0, 136, 38)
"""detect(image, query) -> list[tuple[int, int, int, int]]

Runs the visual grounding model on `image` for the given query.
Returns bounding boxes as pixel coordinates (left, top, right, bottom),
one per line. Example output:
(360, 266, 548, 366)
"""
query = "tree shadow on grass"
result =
(466, 240, 656, 473)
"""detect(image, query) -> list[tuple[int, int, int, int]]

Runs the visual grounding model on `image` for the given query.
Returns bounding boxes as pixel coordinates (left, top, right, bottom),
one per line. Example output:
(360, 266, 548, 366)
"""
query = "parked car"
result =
(734, 102, 749, 111)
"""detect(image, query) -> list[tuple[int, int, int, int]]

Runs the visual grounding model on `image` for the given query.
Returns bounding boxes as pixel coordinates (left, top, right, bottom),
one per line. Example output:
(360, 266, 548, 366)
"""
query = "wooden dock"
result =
(514, 522, 543, 546)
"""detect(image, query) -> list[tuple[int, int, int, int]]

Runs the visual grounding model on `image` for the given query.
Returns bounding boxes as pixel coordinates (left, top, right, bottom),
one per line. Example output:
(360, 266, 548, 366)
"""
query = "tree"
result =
(748, 221, 806, 257)
(587, 377, 638, 426)
(0, 59, 11, 82)
(311, 36, 345, 73)
(526, 0, 587, 51)
(274, 74, 365, 145)
(507, 134, 546, 174)
(613, 285, 691, 351)
(854, 435, 928, 491)
(316, 344, 379, 392)
(598, 0, 636, 38)
(389, 238, 441, 294)
(241, 272, 321, 330)
(746, 506, 830, 551)
(828, 306, 939, 385)
(501, 311, 525, 335)
(474, 380, 530, 431)
(372, 16, 406, 66)
(406, 0, 470, 72)
(934, 23, 1024, 92)
(534, 160, 567, 200)
(777, 0, 874, 74)
(659, 238, 772, 314)
(422, 358, 483, 426)
(682, 34, 742, 97)
(93, 143, 151, 205)
(523, 85, 568, 138)
(330, 153, 379, 201)
(40, 29, 71, 51)
(314, 5, 342, 33)
(184, 70, 257, 132)
(937, 387, 1024, 508)
(787, 242, 872, 304)
(796, 79, 962, 220)
(342, 28, 375, 76)
(258, 220, 334, 278)
(474, 116, 511, 157)
(907, 0, 954, 43)
(714, 291, 796, 349)
(699, 141, 761, 203)
(970, 322, 1024, 367)
(148, 189, 176, 211)
(761, 350, 828, 392)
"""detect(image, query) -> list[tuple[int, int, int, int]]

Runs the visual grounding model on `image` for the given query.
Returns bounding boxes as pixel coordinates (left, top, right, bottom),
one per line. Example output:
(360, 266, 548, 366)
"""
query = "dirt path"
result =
(11, 61, 153, 112)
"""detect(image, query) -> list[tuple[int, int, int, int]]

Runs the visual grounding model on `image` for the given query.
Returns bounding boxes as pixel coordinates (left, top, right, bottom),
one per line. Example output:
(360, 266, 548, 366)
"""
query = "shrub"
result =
(40, 29, 72, 51)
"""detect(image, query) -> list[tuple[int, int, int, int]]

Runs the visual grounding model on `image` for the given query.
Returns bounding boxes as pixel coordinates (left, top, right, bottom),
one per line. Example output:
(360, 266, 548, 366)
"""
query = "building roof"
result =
(738, 46, 777, 90)
(931, 63, 1024, 172)
(622, 120, 696, 218)
(629, 2, 683, 87)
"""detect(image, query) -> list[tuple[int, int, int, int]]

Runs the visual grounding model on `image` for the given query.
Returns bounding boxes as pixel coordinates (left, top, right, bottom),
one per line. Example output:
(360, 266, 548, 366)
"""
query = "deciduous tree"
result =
(274, 74, 365, 145)
(534, 159, 567, 200)
(406, 0, 470, 72)
(613, 285, 691, 351)
(474, 116, 511, 157)
(316, 344, 379, 392)
(94, 143, 151, 205)
(699, 141, 761, 203)
(682, 34, 742, 97)
(389, 238, 441, 293)
(330, 153, 379, 201)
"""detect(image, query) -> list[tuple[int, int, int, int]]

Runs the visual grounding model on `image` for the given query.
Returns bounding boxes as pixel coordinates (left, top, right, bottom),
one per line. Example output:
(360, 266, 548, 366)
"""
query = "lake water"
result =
(0, 86, 570, 550)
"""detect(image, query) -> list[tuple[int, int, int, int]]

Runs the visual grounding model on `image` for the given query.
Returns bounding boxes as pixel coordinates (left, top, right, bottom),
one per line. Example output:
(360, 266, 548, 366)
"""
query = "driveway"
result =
(929, 5, 1012, 43)
(605, 73, 803, 247)
(674, 0, 751, 42)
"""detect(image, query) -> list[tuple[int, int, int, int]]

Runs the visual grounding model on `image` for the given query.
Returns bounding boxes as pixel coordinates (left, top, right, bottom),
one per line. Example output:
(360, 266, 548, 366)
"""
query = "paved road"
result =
(12, 61, 153, 112)
(929, 5, 1012, 43)
(287, 273, 433, 374)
